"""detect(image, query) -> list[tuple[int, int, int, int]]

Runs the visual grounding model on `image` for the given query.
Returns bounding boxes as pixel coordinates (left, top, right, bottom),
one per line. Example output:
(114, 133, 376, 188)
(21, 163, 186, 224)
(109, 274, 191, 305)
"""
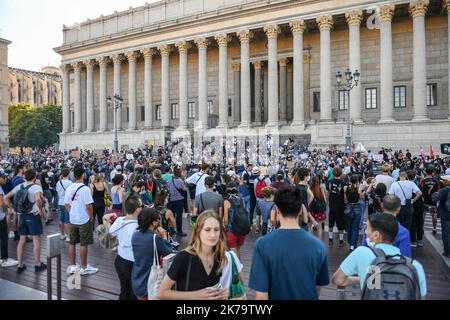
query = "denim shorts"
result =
(59, 205, 70, 224)
(18, 214, 43, 236)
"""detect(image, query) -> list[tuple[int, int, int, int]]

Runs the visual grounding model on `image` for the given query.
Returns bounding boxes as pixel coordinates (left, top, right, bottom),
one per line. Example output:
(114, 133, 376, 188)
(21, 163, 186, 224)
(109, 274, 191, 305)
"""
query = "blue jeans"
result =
(442, 218, 450, 254)
(242, 196, 251, 214)
(345, 203, 362, 249)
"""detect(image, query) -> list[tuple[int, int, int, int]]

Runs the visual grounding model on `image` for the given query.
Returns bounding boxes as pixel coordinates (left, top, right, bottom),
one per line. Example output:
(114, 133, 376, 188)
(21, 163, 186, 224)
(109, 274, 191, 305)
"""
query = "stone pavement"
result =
(0, 214, 449, 300)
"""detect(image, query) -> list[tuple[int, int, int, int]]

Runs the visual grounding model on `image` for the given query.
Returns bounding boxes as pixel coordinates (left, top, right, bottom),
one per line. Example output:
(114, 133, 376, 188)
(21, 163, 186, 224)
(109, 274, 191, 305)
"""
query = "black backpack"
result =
(311, 197, 326, 213)
(229, 197, 251, 236)
(361, 247, 421, 300)
(13, 184, 35, 215)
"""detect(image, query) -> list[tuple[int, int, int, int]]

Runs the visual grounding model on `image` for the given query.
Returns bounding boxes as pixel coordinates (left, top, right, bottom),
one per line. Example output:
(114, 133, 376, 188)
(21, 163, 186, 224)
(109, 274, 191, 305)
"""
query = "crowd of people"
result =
(0, 143, 449, 300)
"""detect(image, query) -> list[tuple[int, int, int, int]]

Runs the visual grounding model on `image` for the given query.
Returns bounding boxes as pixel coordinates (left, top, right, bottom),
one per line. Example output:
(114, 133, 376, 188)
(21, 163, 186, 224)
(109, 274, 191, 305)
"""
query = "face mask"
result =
(366, 237, 376, 248)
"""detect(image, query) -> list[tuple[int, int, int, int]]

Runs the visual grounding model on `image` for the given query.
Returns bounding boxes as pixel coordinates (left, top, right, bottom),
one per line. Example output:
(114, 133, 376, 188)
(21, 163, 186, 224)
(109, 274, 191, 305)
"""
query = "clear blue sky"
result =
(0, 0, 158, 71)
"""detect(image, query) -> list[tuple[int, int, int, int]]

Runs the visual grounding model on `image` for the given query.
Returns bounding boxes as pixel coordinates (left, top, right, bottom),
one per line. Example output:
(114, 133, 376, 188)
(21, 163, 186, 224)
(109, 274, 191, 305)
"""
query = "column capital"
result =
(96, 56, 109, 66)
(316, 15, 334, 31)
(445, 0, 450, 13)
(71, 62, 83, 71)
(61, 64, 71, 73)
(252, 61, 263, 69)
(237, 29, 253, 43)
(140, 47, 156, 58)
(264, 24, 280, 39)
(194, 38, 209, 50)
(84, 59, 96, 69)
(289, 20, 306, 36)
(125, 51, 139, 62)
(111, 54, 124, 65)
(409, 0, 429, 18)
(378, 4, 395, 22)
(345, 10, 363, 26)
(278, 58, 288, 67)
(232, 63, 240, 72)
(215, 33, 231, 47)
(175, 40, 191, 53)
(157, 44, 172, 56)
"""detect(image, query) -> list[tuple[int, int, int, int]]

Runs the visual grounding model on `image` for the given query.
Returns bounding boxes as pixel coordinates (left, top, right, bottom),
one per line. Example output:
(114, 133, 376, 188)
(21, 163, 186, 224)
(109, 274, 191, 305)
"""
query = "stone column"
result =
(62, 64, 71, 133)
(96, 57, 108, 132)
(287, 64, 293, 121)
(346, 10, 363, 123)
(71, 62, 82, 133)
(264, 24, 281, 128)
(237, 30, 253, 128)
(378, 5, 395, 122)
(279, 58, 288, 124)
(253, 61, 262, 126)
(410, 0, 429, 121)
(446, 0, 450, 119)
(316, 15, 334, 122)
(158, 45, 172, 128)
(112, 54, 124, 130)
(215, 33, 231, 128)
(175, 41, 190, 130)
(84, 59, 95, 132)
(126, 51, 138, 130)
(232, 64, 241, 126)
(194, 38, 209, 128)
(263, 67, 268, 122)
(140, 48, 155, 129)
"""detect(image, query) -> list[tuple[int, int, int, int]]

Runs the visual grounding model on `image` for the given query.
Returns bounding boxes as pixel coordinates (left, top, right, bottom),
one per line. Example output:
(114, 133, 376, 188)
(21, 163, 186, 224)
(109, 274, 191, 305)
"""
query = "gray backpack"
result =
(361, 247, 421, 300)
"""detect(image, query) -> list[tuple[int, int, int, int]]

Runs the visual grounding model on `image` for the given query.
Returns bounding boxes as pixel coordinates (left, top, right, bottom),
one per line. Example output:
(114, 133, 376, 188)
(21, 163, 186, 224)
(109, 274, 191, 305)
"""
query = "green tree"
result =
(8, 103, 62, 149)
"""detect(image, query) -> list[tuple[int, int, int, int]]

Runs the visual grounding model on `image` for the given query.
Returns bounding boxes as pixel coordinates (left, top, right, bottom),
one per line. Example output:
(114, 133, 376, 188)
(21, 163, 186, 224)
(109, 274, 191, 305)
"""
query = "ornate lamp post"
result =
(336, 68, 360, 155)
(106, 94, 123, 154)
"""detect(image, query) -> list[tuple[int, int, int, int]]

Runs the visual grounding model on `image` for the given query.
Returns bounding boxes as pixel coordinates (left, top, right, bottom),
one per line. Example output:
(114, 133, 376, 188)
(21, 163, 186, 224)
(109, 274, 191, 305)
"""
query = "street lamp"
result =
(336, 68, 360, 156)
(106, 94, 123, 154)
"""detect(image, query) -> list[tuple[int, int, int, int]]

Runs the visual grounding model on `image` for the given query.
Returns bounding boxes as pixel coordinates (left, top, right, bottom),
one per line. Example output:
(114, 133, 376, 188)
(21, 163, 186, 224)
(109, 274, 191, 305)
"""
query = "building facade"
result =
(0, 38, 11, 154)
(55, 0, 450, 152)
(8, 66, 62, 107)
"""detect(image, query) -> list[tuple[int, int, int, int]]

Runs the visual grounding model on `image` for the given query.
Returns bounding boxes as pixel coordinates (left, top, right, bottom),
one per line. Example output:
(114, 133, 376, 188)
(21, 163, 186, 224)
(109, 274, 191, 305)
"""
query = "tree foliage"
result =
(9, 103, 62, 148)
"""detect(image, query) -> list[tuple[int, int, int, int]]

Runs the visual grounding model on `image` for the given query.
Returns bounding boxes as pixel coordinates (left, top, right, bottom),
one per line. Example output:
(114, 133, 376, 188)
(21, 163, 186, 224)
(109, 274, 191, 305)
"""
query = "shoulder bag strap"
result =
(152, 233, 160, 267)
(72, 185, 86, 202)
(196, 173, 204, 184)
(60, 180, 66, 191)
(367, 246, 386, 259)
(172, 178, 185, 198)
(397, 181, 408, 200)
(185, 255, 193, 291)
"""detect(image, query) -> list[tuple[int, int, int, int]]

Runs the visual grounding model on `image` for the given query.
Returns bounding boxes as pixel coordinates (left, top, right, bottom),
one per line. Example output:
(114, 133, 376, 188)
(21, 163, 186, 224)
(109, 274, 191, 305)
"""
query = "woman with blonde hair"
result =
(157, 210, 229, 300)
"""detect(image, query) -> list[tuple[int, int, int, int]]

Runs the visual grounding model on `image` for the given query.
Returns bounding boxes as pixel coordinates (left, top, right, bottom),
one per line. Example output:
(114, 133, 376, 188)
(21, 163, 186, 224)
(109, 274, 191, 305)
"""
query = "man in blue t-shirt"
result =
(248, 187, 329, 300)
(361, 195, 411, 257)
(332, 213, 427, 299)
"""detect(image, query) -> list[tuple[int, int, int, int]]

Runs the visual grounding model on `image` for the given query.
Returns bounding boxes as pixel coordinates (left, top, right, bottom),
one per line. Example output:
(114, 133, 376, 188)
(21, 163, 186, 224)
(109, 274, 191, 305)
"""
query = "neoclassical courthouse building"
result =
(55, 0, 450, 152)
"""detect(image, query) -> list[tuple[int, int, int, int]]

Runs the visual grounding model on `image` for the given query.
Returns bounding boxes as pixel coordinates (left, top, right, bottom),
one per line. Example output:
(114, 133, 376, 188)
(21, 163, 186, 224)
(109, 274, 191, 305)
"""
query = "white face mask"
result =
(366, 238, 376, 248)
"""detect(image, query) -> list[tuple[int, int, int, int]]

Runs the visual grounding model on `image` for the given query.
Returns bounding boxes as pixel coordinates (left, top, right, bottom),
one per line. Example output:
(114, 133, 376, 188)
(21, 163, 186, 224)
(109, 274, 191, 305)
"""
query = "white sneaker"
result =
(1, 258, 19, 268)
(8, 231, 14, 239)
(66, 264, 81, 274)
(65, 237, 70, 243)
(60, 235, 66, 240)
(80, 265, 98, 276)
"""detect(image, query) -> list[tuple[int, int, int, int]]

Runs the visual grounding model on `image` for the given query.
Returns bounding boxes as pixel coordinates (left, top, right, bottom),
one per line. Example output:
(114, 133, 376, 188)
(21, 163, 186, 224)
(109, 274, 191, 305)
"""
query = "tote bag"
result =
(147, 234, 165, 300)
